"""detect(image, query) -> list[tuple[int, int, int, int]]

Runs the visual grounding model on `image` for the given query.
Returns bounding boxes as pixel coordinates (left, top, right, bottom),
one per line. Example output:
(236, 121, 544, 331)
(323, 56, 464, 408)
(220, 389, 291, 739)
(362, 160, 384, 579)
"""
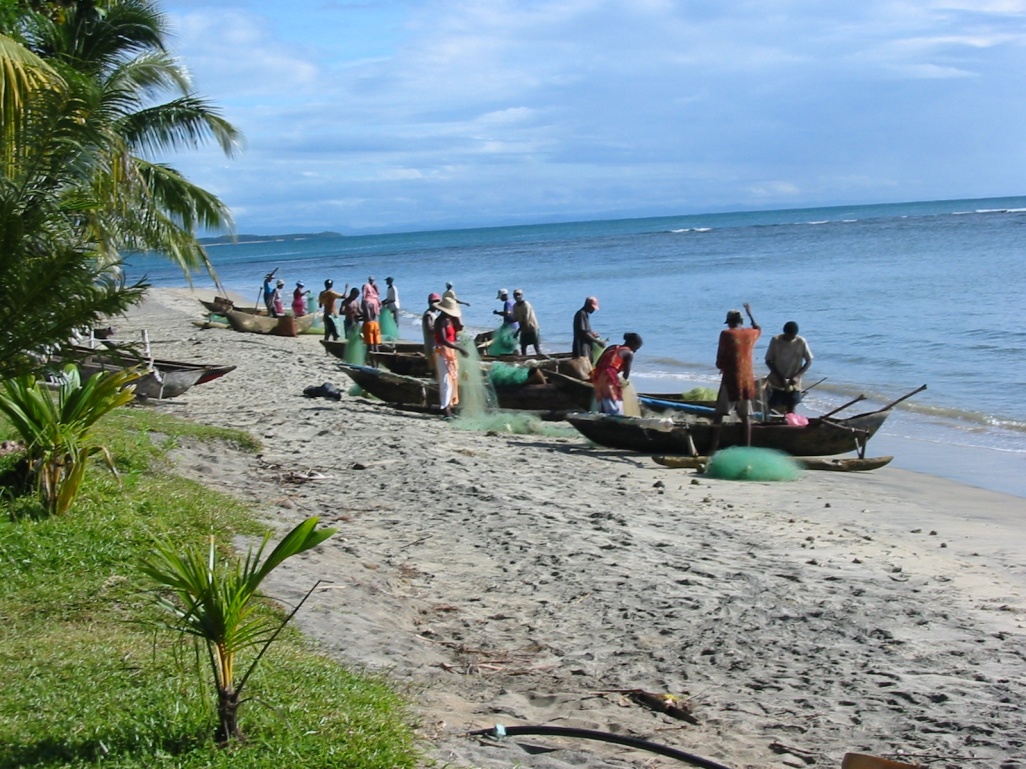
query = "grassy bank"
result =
(0, 408, 419, 769)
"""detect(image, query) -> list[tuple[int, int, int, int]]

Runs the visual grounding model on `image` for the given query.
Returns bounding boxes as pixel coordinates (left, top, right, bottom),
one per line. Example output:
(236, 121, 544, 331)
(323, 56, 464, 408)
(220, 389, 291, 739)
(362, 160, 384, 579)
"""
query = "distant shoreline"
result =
(200, 231, 344, 246)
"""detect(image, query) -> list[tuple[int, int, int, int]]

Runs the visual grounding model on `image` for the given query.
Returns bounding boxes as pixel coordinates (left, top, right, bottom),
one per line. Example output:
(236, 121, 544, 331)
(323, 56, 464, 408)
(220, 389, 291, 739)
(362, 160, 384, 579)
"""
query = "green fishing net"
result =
(487, 325, 519, 355)
(488, 362, 532, 386)
(705, 446, 802, 481)
(681, 386, 718, 401)
(344, 328, 366, 364)
(380, 310, 399, 340)
(449, 411, 577, 437)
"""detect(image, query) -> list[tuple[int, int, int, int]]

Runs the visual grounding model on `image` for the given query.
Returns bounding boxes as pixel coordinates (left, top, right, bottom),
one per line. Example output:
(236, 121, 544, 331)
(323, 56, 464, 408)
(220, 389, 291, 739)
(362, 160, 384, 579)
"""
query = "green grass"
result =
(0, 405, 419, 769)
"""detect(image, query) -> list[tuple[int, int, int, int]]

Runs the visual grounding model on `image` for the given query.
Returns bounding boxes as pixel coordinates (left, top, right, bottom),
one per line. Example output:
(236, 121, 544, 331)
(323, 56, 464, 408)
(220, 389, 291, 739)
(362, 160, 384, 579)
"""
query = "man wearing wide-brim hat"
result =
(431, 295, 469, 418)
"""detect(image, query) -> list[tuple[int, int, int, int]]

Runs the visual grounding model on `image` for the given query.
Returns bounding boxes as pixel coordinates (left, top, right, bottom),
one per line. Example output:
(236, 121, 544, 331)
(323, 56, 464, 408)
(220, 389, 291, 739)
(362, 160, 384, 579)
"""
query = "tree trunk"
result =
(215, 688, 243, 744)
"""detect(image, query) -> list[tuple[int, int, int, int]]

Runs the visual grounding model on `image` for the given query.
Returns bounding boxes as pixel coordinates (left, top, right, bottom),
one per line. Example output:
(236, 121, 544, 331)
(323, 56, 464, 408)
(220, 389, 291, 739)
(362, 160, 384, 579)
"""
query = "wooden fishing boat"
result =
(320, 339, 428, 360)
(224, 308, 314, 336)
(335, 363, 585, 415)
(547, 371, 719, 415)
(199, 297, 265, 315)
(369, 349, 580, 378)
(564, 409, 892, 457)
(652, 455, 894, 472)
(66, 345, 235, 386)
(58, 345, 236, 399)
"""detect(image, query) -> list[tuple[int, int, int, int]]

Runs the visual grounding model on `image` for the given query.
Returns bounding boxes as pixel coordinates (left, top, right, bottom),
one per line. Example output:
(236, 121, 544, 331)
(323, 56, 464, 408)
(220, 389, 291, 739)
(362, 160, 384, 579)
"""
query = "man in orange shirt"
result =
(710, 303, 761, 453)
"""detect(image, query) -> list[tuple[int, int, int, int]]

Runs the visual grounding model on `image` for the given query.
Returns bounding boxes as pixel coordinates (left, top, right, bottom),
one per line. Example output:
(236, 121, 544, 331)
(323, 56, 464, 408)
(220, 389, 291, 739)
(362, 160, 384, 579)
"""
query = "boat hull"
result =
(225, 309, 314, 335)
(337, 363, 586, 415)
(565, 410, 891, 457)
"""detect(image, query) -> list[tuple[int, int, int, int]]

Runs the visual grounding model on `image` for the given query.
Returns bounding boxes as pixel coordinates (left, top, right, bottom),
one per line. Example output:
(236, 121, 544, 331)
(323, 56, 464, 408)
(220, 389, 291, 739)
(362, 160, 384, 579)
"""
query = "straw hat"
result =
(433, 295, 462, 318)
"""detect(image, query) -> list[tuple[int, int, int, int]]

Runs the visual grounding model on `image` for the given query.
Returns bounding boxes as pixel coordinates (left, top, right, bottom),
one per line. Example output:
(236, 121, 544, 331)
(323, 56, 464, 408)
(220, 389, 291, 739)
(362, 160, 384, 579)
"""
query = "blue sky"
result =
(158, 0, 1026, 234)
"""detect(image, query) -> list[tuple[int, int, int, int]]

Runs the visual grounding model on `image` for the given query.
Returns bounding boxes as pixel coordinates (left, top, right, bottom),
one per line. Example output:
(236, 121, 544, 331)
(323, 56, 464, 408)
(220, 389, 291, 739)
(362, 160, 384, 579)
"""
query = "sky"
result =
(156, 0, 1026, 235)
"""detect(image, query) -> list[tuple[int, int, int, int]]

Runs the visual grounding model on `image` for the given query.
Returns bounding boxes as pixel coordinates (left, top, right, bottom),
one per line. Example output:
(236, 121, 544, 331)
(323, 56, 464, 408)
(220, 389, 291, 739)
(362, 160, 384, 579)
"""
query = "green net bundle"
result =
(488, 362, 532, 386)
(379, 310, 399, 340)
(344, 328, 366, 364)
(705, 446, 802, 481)
(681, 386, 718, 401)
(487, 325, 519, 355)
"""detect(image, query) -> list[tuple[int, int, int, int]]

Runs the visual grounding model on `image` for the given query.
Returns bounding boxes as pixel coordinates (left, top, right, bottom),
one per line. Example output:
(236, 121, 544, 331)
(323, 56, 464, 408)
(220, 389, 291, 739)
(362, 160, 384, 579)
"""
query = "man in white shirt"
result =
(383, 277, 400, 326)
(764, 321, 813, 414)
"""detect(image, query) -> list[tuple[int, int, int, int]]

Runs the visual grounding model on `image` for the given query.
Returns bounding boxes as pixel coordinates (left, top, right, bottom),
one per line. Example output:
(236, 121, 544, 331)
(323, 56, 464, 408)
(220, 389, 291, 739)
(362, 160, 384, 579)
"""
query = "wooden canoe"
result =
(65, 344, 235, 386)
(68, 357, 206, 399)
(565, 409, 891, 457)
(199, 298, 266, 315)
(224, 308, 314, 336)
(336, 363, 585, 415)
(652, 455, 894, 471)
(547, 371, 720, 415)
(370, 349, 580, 378)
(320, 339, 429, 360)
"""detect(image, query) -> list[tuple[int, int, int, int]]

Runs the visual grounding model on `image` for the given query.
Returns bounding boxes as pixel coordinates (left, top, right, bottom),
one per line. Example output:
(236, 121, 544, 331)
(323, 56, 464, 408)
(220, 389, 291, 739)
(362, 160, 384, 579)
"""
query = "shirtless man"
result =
(317, 279, 348, 341)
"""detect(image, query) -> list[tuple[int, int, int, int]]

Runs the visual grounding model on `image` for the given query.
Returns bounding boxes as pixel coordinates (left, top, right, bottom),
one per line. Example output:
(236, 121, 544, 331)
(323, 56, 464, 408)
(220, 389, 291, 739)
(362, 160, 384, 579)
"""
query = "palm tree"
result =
(0, 27, 149, 378)
(142, 517, 334, 744)
(0, 1, 241, 375)
(15, 0, 243, 276)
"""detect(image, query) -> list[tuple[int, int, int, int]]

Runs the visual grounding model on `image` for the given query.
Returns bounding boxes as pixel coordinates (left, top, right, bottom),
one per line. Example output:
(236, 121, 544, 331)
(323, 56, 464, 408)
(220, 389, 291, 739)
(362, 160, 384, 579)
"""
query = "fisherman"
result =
(382, 277, 401, 326)
(422, 293, 442, 373)
(442, 281, 471, 308)
(493, 288, 517, 330)
(572, 296, 603, 360)
(317, 279, 348, 341)
(591, 332, 643, 415)
(709, 304, 761, 453)
(262, 272, 277, 316)
(511, 288, 541, 355)
(765, 321, 813, 414)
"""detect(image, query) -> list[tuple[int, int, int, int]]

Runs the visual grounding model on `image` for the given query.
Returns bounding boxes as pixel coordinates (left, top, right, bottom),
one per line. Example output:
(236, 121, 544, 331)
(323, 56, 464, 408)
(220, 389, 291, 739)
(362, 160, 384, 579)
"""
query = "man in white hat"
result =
(493, 288, 517, 330)
(442, 281, 471, 308)
(432, 295, 469, 418)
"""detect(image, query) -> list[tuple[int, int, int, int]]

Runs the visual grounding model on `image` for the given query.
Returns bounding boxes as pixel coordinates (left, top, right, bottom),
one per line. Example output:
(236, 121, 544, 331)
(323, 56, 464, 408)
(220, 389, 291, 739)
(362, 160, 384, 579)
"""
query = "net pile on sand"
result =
(705, 446, 802, 482)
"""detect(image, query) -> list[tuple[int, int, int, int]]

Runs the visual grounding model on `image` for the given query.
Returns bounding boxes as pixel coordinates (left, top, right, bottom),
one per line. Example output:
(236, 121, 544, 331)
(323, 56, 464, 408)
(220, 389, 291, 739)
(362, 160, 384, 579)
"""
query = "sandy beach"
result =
(109, 288, 1026, 769)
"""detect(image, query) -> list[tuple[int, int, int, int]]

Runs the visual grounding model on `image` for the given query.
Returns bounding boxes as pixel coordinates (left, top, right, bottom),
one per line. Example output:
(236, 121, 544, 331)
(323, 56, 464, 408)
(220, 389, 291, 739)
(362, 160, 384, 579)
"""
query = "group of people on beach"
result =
(286, 270, 814, 440)
(416, 284, 814, 438)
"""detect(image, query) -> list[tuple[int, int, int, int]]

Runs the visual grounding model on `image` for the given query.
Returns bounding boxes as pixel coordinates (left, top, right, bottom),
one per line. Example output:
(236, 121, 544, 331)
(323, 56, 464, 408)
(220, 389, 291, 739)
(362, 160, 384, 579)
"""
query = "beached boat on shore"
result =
(57, 344, 236, 399)
(224, 308, 314, 336)
(335, 363, 586, 416)
(565, 408, 892, 457)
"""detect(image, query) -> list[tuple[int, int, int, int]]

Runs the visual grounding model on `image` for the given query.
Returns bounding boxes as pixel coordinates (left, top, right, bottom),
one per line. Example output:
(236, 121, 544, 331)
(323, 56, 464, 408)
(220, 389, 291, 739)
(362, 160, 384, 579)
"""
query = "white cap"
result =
(497, 288, 508, 298)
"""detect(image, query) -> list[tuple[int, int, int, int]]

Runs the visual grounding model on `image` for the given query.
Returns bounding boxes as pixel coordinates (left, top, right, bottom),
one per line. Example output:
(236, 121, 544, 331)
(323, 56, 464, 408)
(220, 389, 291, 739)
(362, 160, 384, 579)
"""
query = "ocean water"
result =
(125, 196, 1026, 495)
